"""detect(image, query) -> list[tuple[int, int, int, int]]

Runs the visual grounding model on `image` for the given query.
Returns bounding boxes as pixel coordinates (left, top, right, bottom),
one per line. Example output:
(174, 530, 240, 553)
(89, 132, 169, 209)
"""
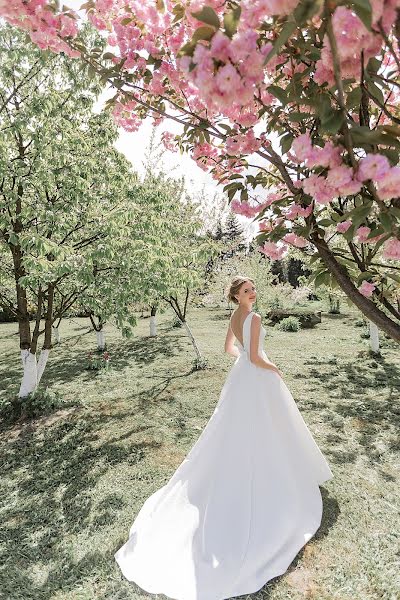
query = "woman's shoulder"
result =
(250, 312, 261, 326)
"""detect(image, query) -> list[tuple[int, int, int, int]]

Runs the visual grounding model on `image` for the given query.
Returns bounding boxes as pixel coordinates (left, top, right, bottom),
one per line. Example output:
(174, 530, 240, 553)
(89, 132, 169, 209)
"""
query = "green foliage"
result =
(85, 350, 111, 371)
(276, 316, 301, 332)
(0, 25, 142, 347)
(0, 388, 73, 424)
(191, 356, 209, 371)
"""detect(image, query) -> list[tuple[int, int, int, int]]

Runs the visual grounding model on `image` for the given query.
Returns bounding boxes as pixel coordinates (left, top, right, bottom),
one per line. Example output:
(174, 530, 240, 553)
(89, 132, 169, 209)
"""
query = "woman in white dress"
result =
(114, 275, 334, 600)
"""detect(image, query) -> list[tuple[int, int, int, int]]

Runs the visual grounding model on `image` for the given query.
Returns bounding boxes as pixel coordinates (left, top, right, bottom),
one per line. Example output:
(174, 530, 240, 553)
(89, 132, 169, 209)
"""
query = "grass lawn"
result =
(0, 305, 399, 600)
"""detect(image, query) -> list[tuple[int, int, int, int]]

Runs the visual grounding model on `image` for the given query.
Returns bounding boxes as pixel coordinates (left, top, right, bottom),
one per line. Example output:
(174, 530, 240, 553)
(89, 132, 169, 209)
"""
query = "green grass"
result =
(0, 305, 399, 600)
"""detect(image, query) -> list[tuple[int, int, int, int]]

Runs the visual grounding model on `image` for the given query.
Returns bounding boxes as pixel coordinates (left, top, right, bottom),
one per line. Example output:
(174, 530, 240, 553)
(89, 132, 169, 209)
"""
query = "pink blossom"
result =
(356, 226, 372, 243)
(358, 280, 376, 298)
(375, 166, 400, 200)
(303, 175, 337, 205)
(285, 202, 313, 220)
(336, 220, 352, 233)
(382, 237, 400, 260)
(258, 241, 288, 260)
(161, 132, 177, 153)
(282, 232, 308, 248)
(357, 153, 391, 182)
(231, 199, 260, 218)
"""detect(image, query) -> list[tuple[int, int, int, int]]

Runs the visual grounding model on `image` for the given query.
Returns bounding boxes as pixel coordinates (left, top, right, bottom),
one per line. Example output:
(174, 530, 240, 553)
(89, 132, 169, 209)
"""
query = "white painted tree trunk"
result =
(96, 330, 106, 350)
(52, 326, 60, 344)
(18, 349, 50, 398)
(150, 315, 157, 336)
(369, 320, 380, 352)
(182, 320, 202, 361)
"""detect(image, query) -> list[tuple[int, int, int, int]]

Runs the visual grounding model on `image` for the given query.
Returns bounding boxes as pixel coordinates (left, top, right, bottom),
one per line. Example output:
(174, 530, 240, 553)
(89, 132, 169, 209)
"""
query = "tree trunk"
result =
(96, 329, 106, 350)
(18, 348, 50, 398)
(182, 320, 202, 361)
(52, 326, 60, 344)
(311, 233, 400, 342)
(150, 316, 157, 337)
(368, 320, 380, 353)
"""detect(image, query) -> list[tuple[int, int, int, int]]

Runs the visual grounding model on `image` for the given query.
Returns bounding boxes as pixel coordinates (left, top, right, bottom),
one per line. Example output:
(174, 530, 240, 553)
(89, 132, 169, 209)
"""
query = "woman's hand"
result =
(270, 365, 283, 378)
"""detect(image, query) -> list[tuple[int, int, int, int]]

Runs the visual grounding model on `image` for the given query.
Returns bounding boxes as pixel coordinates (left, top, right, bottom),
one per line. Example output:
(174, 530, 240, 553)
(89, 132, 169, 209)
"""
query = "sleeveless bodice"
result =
(235, 312, 266, 361)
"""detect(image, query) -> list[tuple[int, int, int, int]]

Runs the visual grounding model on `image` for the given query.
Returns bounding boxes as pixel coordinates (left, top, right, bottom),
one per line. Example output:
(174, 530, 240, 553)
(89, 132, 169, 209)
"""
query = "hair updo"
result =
(225, 275, 255, 305)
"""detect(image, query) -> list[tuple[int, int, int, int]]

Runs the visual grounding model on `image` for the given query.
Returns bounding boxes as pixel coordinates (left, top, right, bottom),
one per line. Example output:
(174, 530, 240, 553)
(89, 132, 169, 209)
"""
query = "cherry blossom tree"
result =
(2, 0, 400, 341)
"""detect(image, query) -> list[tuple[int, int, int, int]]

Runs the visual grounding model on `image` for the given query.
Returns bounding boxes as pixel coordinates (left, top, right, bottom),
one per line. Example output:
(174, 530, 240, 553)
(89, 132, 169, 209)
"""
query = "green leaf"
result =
(268, 85, 287, 105)
(318, 218, 334, 227)
(379, 212, 393, 231)
(357, 270, 375, 284)
(320, 110, 344, 134)
(350, 125, 400, 149)
(366, 81, 385, 105)
(191, 6, 220, 29)
(288, 111, 312, 122)
(263, 20, 296, 65)
(351, 0, 372, 30)
(346, 87, 362, 109)
(293, 0, 322, 24)
(387, 272, 400, 284)
(280, 132, 293, 154)
(192, 26, 215, 43)
(314, 271, 331, 288)
(223, 6, 241, 38)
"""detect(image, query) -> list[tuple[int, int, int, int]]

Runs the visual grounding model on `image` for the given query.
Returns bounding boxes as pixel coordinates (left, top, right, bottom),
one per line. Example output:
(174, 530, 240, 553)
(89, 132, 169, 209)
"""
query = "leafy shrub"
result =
(276, 316, 301, 332)
(0, 388, 74, 424)
(86, 350, 111, 370)
(354, 318, 366, 327)
(267, 308, 320, 328)
(171, 316, 183, 328)
(192, 356, 208, 371)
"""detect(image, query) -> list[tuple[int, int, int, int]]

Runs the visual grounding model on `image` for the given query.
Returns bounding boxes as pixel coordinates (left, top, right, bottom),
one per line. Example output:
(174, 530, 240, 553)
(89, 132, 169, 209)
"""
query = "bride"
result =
(114, 275, 334, 600)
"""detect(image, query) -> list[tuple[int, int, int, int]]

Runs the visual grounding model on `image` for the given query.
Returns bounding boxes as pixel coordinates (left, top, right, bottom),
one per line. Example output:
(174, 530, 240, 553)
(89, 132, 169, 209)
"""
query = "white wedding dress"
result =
(114, 311, 333, 599)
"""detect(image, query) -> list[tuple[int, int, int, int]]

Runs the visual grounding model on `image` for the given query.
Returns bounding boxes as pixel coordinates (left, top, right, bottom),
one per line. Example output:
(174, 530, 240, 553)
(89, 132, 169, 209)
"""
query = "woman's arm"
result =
(249, 314, 283, 377)
(224, 321, 240, 358)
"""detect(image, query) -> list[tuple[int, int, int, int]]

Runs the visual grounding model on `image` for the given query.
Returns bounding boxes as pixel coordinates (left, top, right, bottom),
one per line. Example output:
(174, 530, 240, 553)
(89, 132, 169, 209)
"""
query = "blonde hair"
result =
(225, 275, 255, 305)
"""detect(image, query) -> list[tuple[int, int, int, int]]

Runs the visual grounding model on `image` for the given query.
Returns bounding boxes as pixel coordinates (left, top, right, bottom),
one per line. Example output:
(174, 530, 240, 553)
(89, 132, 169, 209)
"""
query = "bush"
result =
(267, 308, 321, 328)
(86, 350, 111, 370)
(0, 388, 74, 424)
(171, 316, 183, 328)
(276, 316, 301, 332)
(191, 356, 208, 371)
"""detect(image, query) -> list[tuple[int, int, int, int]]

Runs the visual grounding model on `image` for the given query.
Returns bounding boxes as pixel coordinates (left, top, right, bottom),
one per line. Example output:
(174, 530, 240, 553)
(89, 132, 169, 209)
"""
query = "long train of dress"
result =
(114, 311, 333, 600)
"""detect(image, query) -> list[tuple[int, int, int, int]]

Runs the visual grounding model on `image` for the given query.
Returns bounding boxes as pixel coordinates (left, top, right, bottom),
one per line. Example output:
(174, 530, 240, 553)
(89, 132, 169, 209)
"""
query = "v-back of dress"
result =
(114, 311, 333, 600)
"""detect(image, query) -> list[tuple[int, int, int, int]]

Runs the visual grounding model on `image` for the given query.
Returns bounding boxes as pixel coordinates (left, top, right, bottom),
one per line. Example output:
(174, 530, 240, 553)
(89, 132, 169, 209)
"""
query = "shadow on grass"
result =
(302, 353, 400, 468)
(0, 409, 161, 599)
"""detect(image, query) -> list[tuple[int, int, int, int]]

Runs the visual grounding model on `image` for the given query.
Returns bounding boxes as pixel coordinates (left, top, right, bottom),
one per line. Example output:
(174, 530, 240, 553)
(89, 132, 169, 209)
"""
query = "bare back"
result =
(229, 309, 253, 348)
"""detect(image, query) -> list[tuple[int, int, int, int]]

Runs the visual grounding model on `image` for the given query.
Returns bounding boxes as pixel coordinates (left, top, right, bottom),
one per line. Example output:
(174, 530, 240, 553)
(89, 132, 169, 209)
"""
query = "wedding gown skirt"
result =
(114, 312, 333, 600)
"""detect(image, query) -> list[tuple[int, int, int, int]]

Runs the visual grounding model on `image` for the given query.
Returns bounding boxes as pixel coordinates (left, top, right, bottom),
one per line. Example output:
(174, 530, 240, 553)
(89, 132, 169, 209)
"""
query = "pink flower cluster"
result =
(258, 241, 288, 260)
(282, 232, 308, 248)
(382, 238, 400, 260)
(291, 133, 342, 168)
(285, 202, 313, 220)
(336, 220, 352, 234)
(357, 154, 400, 201)
(315, 6, 382, 86)
(241, 0, 300, 28)
(355, 226, 385, 244)
(178, 29, 273, 117)
(112, 100, 142, 132)
(292, 133, 363, 204)
(358, 280, 376, 298)
(191, 142, 220, 172)
(161, 131, 178, 153)
(225, 129, 262, 156)
(231, 199, 262, 218)
(0, 0, 79, 57)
